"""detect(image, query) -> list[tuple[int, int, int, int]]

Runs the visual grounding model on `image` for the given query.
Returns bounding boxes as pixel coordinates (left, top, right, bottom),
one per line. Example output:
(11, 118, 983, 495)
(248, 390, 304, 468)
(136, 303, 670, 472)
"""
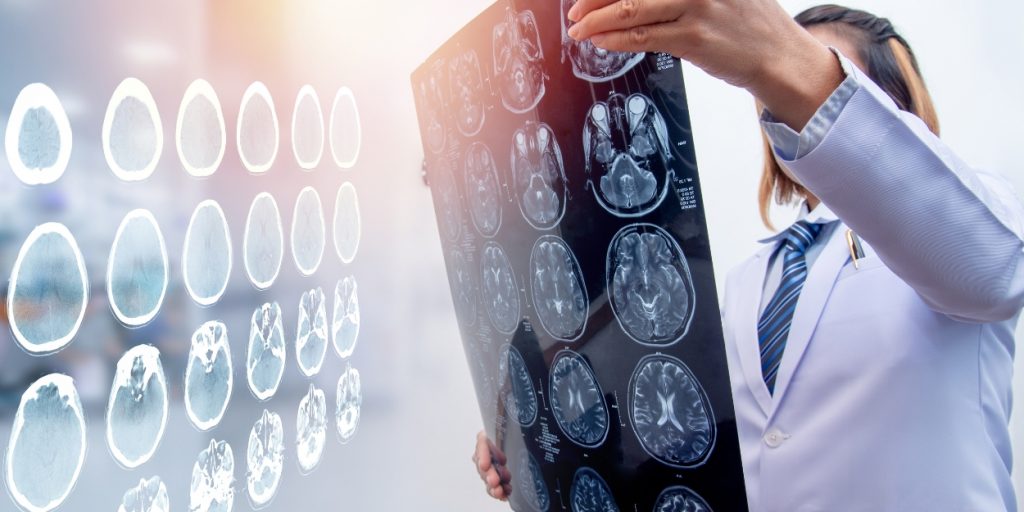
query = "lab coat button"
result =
(764, 428, 786, 448)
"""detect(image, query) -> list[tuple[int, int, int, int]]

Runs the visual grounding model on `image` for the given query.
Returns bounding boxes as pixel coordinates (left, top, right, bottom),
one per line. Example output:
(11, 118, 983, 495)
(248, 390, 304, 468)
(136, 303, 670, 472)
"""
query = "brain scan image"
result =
(607, 224, 695, 345)
(189, 439, 235, 512)
(237, 81, 279, 174)
(465, 142, 503, 238)
(416, 60, 448, 154)
(560, 0, 645, 82)
(448, 249, 478, 327)
(335, 364, 363, 443)
(292, 186, 326, 276)
(7, 223, 88, 355)
(584, 92, 673, 217)
(515, 450, 550, 512)
(297, 287, 329, 377)
(244, 192, 285, 290)
(499, 344, 538, 427)
(431, 159, 463, 242)
(107, 209, 169, 327)
(629, 354, 715, 468)
(296, 383, 328, 474)
(332, 182, 361, 264)
(449, 49, 487, 137)
(103, 78, 163, 181)
(549, 351, 609, 448)
(176, 79, 226, 177)
(247, 409, 285, 507)
(332, 276, 360, 359)
(183, 200, 232, 306)
(653, 486, 713, 512)
(247, 302, 287, 401)
(512, 122, 567, 230)
(480, 242, 521, 335)
(5, 83, 72, 185)
(329, 86, 362, 168)
(530, 236, 588, 341)
(466, 341, 498, 414)
(292, 85, 325, 169)
(492, 7, 546, 113)
(118, 476, 169, 512)
(570, 467, 618, 512)
(106, 344, 169, 469)
(185, 321, 234, 431)
(5, 374, 86, 512)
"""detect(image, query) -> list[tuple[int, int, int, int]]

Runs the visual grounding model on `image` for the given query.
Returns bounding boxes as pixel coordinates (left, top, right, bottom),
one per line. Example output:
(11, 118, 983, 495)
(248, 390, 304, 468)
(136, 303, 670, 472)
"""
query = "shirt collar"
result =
(758, 202, 840, 244)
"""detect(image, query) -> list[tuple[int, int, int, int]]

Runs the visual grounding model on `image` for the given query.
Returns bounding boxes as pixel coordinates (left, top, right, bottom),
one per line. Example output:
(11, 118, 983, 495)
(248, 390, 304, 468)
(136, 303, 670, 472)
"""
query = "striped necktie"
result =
(758, 220, 823, 395)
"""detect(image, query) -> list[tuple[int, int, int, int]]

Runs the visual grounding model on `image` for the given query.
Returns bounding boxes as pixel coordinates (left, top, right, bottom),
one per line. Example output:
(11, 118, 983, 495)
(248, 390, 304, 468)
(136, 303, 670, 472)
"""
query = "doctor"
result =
(474, 2, 1024, 510)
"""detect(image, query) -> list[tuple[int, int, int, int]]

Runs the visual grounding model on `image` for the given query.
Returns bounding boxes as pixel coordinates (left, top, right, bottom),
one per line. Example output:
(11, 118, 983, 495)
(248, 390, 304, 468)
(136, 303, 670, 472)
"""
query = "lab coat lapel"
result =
(768, 226, 850, 416)
(734, 245, 776, 416)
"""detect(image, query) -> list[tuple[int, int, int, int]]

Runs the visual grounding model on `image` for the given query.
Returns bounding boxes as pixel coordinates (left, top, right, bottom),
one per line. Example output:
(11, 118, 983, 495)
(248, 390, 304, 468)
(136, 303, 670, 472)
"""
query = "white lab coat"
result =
(722, 59, 1024, 511)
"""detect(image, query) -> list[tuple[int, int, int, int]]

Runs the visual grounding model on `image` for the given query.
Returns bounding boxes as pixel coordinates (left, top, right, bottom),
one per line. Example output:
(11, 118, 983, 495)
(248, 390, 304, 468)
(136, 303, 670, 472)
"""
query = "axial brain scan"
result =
(176, 79, 226, 177)
(607, 224, 695, 345)
(448, 249, 479, 327)
(297, 287, 330, 377)
(183, 200, 232, 306)
(8, 223, 88, 355)
(560, 0, 645, 82)
(492, 7, 545, 113)
(465, 142, 503, 238)
(292, 186, 327, 276)
(530, 236, 588, 341)
(106, 345, 169, 469)
(107, 209, 169, 327)
(335, 364, 362, 443)
(515, 450, 550, 512)
(570, 467, 618, 512)
(5, 83, 72, 185)
(653, 486, 713, 512)
(296, 383, 328, 474)
(246, 409, 285, 507)
(549, 351, 609, 448)
(118, 476, 170, 512)
(247, 302, 287, 401)
(185, 321, 233, 431)
(333, 182, 361, 264)
(480, 242, 521, 334)
(630, 355, 715, 468)
(499, 345, 538, 427)
(449, 49, 487, 137)
(584, 92, 673, 216)
(5, 374, 86, 512)
(329, 87, 362, 168)
(244, 192, 285, 290)
(416, 60, 448, 154)
(189, 439, 235, 512)
(432, 159, 464, 242)
(237, 81, 279, 174)
(292, 85, 325, 169)
(512, 121, 567, 230)
(103, 78, 163, 182)
(332, 276, 361, 359)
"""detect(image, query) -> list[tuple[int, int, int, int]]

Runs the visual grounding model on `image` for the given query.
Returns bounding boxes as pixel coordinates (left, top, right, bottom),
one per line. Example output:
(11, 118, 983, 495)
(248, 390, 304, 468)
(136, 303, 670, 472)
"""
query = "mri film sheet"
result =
(411, 0, 747, 510)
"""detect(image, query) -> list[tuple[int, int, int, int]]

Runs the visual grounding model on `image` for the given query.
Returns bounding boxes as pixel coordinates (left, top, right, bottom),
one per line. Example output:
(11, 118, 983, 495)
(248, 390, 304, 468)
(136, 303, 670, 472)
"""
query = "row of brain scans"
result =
(5, 79, 361, 186)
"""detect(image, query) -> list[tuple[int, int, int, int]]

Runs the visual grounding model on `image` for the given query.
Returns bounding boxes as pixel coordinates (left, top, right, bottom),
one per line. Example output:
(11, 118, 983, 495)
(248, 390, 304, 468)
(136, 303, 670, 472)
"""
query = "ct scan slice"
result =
(332, 276, 361, 359)
(103, 78, 163, 182)
(584, 92, 673, 217)
(499, 344, 538, 427)
(481, 242, 521, 335)
(182, 200, 232, 306)
(237, 81, 280, 174)
(292, 85, 325, 170)
(244, 192, 285, 290)
(512, 121, 567, 230)
(448, 249, 479, 327)
(5, 83, 72, 185)
(559, 0, 644, 82)
(515, 450, 550, 512)
(8, 223, 88, 354)
(549, 350, 609, 448)
(335, 364, 362, 443)
(530, 235, 588, 341)
(5, 374, 86, 512)
(297, 287, 330, 377)
(570, 467, 618, 512)
(465, 142, 503, 238)
(653, 486, 713, 512)
(176, 78, 226, 177)
(449, 49, 487, 137)
(332, 182, 361, 264)
(607, 224, 696, 346)
(189, 439, 235, 512)
(118, 476, 169, 512)
(492, 7, 546, 113)
(106, 344, 169, 469)
(247, 302, 287, 401)
(415, 60, 448, 154)
(107, 209, 169, 327)
(431, 158, 463, 242)
(292, 186, 327, 276)
(246, 409, 285, 508)
(629, 354, 715, 468)
(185, 321, 234, 431)
(328, 87, 362, 168)
(296, 383, 328, 474)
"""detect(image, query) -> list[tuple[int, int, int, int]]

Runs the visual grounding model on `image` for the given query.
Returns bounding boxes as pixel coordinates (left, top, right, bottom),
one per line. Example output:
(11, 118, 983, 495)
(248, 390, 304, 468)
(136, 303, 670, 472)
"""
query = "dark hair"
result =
(758, 4, 940, 228)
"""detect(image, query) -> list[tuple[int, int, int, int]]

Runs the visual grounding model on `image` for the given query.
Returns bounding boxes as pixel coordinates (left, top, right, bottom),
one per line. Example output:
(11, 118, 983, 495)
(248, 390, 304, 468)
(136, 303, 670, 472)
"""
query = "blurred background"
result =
(0, 0, 1021, 510)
